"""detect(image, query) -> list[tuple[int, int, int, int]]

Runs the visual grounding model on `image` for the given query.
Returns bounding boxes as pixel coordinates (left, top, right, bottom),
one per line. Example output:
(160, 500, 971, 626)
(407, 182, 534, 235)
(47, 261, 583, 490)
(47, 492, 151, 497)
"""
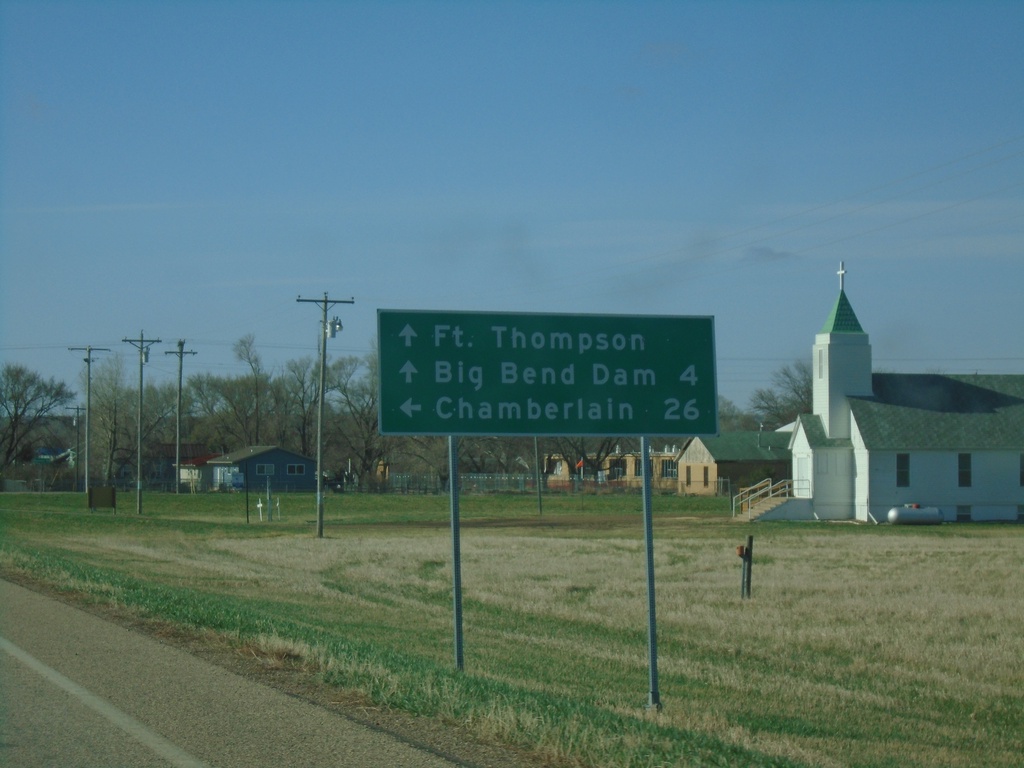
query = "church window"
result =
(1019, 453, 1024, 486)
(896, 453, 910, 487)
(957, 453, 972, 488)
(817, 349, 824, 378)
(661, 459, 677, 479)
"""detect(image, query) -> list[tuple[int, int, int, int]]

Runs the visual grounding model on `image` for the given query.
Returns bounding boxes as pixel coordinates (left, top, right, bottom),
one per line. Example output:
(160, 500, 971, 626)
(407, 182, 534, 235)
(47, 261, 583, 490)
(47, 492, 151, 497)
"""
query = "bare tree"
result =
(188, 372, 262, 449)
(549, 436, 620, 480)
(329, 350, 392, 489)
(272, 356, 319, 457)
(90, 356, 132, 482)
(748, 359, 812, 428)
(392, 435, 449, 489)
(459, 436, 536, 473)
(0, 363, 74, 470)
(87, 356, 177, 486)
(718, 396, 759, 432)
(233, 334, 267, 444)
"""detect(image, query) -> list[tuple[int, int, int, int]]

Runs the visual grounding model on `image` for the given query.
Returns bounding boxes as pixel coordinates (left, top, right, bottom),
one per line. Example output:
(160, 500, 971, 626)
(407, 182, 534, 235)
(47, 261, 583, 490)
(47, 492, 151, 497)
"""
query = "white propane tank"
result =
(887, 505, 943, 525)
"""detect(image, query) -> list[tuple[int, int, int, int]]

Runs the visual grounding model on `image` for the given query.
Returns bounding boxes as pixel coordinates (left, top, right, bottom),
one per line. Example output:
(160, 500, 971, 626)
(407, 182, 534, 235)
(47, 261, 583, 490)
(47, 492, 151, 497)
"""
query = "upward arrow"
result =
(400, 361, 418, 383)
(399, 324, 417, 347)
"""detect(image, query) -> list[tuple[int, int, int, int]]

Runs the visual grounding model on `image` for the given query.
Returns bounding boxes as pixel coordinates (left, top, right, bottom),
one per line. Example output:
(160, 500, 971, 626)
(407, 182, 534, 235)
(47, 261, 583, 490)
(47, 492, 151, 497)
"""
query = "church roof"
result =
(850, 374, 1024, 451)
(791, 414, 853, 450)
(685, 431, 791, 461)
(820, 290, 865, 334)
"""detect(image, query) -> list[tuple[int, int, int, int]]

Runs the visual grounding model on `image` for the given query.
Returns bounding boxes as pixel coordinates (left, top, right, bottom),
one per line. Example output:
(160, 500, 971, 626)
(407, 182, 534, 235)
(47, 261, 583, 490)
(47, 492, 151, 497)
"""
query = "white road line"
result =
(1, 635, 212, 768)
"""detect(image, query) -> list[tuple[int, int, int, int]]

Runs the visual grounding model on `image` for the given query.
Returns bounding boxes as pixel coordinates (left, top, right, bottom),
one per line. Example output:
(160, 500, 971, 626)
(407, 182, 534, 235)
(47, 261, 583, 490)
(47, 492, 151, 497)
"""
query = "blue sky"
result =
(2, 1, 1022, 412)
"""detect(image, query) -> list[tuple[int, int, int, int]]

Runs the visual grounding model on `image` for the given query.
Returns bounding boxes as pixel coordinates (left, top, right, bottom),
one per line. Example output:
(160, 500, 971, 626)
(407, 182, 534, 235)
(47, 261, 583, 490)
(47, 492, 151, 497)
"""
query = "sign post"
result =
(640, 435, 661, 710)
(448, 435, 465, 671)
(378, 309, 717, 703)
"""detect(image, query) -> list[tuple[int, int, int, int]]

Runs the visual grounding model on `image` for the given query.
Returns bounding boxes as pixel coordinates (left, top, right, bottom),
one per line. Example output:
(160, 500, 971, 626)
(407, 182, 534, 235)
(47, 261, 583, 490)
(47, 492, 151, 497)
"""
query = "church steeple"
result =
(820, 262, 865, 334)
(812, 262, 873, 439)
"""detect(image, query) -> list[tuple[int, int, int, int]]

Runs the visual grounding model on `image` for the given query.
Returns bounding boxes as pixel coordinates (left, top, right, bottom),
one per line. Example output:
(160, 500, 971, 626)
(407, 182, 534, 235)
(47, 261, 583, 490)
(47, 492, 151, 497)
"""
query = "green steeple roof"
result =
(820, 290, 864, 334)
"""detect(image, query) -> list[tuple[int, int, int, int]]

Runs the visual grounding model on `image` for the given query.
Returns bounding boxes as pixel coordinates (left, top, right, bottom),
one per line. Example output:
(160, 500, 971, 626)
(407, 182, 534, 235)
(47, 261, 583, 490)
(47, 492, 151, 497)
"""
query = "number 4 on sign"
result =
(679, 365, 698, 385)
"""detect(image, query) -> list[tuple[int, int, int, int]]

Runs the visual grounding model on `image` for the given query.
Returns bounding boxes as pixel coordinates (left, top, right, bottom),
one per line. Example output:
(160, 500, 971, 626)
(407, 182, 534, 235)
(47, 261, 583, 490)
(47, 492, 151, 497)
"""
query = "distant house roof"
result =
(820, 290, 865, 334)
(850, 374, 1024, 451)
(208, 445, 313, 465)
(686, 431, 792, 462)
(181, 453, 223, 467)
(155, 443, 212, 460)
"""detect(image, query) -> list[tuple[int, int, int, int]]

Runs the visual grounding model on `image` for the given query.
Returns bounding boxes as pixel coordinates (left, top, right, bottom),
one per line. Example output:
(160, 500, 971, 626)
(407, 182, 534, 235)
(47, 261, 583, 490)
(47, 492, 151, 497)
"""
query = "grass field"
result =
(2, 491, 1022, 767)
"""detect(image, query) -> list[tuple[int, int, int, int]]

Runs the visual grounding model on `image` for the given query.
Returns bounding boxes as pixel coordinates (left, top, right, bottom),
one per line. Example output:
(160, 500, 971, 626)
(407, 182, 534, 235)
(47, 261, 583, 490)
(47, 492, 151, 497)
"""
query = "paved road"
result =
(0, 578, 465, 767)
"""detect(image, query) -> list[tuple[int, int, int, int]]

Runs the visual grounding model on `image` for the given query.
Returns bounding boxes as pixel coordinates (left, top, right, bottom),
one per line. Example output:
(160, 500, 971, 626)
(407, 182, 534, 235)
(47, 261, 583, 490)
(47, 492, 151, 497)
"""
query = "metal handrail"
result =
(732, 478, 794, 519)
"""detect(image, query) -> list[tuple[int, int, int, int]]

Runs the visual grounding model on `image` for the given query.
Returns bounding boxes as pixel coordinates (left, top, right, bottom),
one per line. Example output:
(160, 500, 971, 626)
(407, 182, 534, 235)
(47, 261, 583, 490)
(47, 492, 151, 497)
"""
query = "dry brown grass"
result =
(5, 500, 1022, 766)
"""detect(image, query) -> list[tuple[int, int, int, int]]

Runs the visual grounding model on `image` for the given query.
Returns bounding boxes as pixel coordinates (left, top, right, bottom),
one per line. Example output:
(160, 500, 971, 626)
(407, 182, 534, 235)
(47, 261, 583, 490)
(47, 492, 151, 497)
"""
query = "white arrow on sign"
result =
(400, 398, 422, 417)
(400, 361, 418, 383)
(399, 324, 418, 347)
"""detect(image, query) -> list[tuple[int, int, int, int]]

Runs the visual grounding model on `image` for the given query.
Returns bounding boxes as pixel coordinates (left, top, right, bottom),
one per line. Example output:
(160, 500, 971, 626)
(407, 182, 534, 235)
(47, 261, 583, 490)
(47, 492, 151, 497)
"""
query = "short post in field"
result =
(738, 535, 754, 599)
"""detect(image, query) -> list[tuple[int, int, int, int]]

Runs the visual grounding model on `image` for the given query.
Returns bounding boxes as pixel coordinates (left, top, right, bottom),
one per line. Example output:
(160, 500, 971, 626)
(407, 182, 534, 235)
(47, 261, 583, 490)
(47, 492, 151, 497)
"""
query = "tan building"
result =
(545, 445, 686, 494)
(677, 430, 791, 497)
(545, 432, 790, 497)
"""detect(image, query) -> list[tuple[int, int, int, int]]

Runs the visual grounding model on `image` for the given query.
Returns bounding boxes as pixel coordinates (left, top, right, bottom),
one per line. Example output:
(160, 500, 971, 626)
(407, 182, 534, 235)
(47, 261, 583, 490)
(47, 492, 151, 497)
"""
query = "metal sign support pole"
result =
(641, 435, 661, 710)
(448, 435, 465, 671)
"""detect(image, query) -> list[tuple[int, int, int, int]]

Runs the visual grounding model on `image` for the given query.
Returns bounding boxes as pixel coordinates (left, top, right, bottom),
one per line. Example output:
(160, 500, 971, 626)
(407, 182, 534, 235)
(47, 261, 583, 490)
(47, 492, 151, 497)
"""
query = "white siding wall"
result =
(851, 426, 872, 521)
(813, 333, 872, 440)
(866, 449, 1023, 522)
(812, 448, 855, 520)
(790, 427, 813, 499)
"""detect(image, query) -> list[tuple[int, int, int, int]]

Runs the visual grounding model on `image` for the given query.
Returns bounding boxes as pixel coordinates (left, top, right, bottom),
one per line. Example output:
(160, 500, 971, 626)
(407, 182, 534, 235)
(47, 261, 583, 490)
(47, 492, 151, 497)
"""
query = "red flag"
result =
(576, 458, 584, 469)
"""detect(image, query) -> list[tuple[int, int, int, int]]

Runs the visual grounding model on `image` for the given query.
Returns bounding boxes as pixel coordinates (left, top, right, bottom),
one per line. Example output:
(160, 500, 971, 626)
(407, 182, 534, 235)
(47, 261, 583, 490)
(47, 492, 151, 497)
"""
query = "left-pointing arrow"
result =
(400, 399, 422, 417)
(400, 361, 418, 383)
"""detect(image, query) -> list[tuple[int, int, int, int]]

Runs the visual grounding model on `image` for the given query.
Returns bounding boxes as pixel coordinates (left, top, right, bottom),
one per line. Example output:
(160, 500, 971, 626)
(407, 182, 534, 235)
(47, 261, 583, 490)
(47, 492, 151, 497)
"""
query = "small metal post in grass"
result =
(738, 535, 754, 599)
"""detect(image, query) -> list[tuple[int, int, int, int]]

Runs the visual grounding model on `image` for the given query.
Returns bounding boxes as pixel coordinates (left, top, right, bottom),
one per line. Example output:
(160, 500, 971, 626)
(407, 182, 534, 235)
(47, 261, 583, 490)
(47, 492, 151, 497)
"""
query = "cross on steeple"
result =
(837, 261, 846, 291)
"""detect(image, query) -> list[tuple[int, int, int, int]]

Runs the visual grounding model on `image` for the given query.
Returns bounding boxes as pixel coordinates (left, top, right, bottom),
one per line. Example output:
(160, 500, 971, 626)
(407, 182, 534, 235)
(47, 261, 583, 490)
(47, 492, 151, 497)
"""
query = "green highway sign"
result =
(378, 310, 718, 436)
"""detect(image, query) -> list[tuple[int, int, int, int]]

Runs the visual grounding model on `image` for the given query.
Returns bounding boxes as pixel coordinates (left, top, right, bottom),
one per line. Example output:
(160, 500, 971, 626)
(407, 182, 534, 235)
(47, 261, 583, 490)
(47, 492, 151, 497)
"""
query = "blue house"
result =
(208, 446, 318, 493)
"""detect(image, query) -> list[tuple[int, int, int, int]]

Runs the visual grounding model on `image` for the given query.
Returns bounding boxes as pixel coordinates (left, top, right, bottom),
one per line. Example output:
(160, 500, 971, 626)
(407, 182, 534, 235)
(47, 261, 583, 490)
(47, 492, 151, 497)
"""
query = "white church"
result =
(763, 265, 1024, 523)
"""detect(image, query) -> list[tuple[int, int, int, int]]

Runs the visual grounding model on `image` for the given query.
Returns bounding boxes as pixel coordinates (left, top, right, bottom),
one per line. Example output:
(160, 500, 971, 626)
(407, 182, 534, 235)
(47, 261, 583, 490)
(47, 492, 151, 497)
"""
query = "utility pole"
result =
(122, 331, 161, 514)
(165, 340, 196, 494)
(68, 346, 110, 496)
(296, 293, 354, 538)
(66, 405, 84, 491)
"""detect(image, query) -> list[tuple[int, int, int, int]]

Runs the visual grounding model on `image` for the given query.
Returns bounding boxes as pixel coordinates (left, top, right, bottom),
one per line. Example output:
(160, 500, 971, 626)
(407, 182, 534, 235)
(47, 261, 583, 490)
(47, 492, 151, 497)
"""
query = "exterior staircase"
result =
(732, 478, 794, 521)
